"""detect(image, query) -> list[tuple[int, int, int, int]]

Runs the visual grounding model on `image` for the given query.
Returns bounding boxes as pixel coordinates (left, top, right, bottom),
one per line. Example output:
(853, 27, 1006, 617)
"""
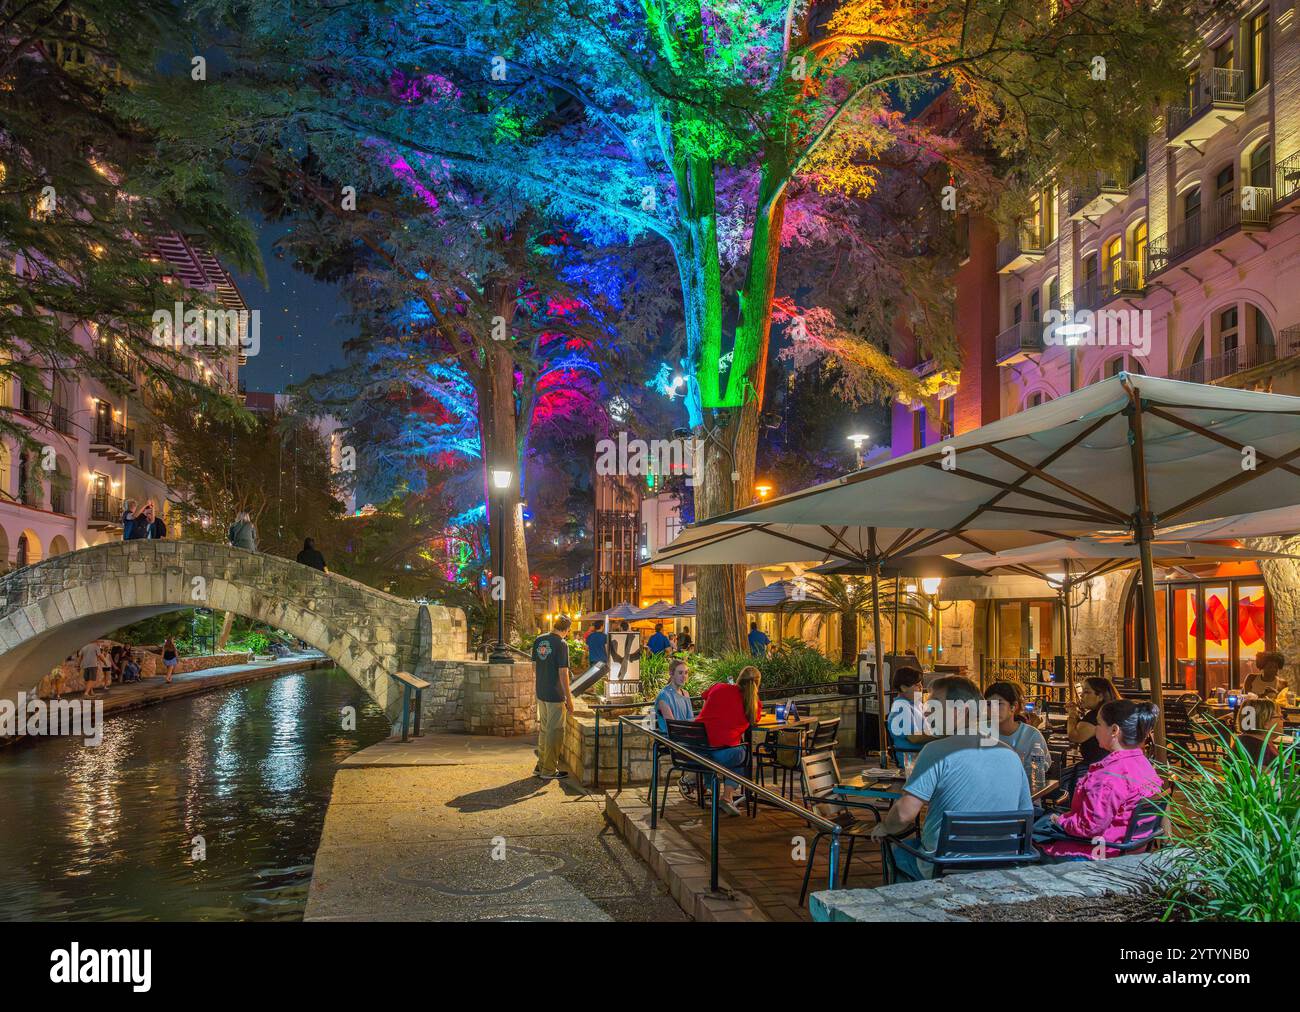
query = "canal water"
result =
(0, 667, 392, 921)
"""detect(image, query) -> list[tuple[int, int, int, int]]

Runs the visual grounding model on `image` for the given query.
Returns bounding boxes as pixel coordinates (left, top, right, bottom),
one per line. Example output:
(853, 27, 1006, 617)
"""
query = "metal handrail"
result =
(616, 714, 844, 896)
(591, 680, 872, 788)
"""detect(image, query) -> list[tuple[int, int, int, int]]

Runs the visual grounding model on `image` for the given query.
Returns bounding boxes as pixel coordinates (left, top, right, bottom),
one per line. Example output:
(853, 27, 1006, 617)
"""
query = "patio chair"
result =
(754, 724, 806, 802)
(796, 750, 902, 906)
(881, 810, 1038, 884)
(1164, 693, 1220, 762)
(1044, 795, 1167, 857)
(658, 720, 718, 817)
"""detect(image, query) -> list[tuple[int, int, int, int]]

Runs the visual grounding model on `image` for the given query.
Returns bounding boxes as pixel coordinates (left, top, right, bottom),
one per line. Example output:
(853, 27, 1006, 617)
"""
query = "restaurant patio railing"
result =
(615, 713, 846, 895)
(978, 654, 1114, 691)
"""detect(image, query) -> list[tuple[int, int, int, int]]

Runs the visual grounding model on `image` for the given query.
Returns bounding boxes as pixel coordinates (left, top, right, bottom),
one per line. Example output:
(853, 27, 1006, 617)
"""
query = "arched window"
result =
(1250, 142, 1272, 189)
(1130, 221, 1148, 286)
(1102, 235, 1122, 293)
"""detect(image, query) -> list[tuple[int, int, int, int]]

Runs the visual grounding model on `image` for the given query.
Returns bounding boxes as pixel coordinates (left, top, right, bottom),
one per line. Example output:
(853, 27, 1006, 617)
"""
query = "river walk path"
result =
(306, 732, 687, 922)
(7, 653, 333, 735)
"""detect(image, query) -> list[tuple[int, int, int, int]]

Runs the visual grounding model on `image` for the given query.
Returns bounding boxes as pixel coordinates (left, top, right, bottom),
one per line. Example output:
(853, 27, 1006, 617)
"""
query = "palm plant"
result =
(788, 575, 932, 666)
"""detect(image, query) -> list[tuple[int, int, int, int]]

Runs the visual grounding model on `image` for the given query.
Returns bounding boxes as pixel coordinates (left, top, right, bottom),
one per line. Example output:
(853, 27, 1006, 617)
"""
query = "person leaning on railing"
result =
(694, 665, 762, 817)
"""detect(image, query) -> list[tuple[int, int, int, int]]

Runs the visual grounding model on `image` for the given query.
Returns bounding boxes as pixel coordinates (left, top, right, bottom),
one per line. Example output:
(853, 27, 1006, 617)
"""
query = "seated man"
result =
(872, 675, 1031, 880)
(122, 652, 142, 684)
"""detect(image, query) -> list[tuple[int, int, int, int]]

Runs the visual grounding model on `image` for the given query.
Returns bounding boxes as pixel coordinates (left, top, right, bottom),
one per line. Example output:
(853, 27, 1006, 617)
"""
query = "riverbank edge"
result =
(1, 653, 335, 748)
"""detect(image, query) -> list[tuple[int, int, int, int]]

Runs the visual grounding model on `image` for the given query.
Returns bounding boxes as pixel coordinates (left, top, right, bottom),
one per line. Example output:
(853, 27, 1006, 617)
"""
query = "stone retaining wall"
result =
(416, 658, 538, 736)
(810, 852, 1163, 922)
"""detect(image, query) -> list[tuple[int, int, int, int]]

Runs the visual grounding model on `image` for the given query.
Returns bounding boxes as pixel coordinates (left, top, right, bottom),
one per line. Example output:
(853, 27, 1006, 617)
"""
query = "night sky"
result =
(227, 218, 354, 393)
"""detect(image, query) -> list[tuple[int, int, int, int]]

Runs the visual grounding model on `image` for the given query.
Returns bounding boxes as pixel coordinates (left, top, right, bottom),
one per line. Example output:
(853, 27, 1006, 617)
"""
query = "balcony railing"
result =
(1165, 68, 1245, 145)
(1068, 175, 1126, 219)
(995, 320, 1047, 364)
(1103, 259, 1146, 299)
(995, 225, 1048, 272)
(1278, 152, 1300, 207)
(90, 493, 123, 525)
(1072, 277, 1103, 315)
(1241, 185, 1274, 226)
(92, 418, 133, 454)
(1169, 326, 1300, 385)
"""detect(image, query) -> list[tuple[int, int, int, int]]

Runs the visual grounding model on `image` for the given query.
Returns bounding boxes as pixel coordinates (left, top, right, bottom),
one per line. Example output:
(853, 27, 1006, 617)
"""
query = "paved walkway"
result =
(305, 732, 687, 922)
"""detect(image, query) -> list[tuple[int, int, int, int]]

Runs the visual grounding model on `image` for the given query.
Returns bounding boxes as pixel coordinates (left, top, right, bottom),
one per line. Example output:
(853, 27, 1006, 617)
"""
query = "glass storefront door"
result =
(1127, 576, 1272, 695)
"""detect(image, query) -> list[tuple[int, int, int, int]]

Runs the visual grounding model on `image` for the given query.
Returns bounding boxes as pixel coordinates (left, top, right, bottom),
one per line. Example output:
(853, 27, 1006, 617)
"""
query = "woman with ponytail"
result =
(695, 665, 763, 816)
(1037, 699, 1163, 861)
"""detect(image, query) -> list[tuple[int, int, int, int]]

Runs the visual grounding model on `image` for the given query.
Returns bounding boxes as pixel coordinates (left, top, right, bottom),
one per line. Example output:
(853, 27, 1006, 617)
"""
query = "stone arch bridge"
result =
(0, 540, 468, 721)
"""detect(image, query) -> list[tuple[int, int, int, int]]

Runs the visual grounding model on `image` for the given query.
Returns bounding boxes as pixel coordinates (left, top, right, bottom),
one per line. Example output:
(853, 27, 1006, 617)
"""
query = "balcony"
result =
(93, 338, 139, 390)
(1165, 68, 1245, 148)
(90, 419, 134, 463)
(1072, 277, 1103, 315)
(1278, 152, 1300, 207)
(1170, 326, 1300, 385)
(995, 320, 1047, 366)
(1068, 175, 1127, 222)
(88, 493, 124, 532)
(1103, 259, 1146, 300)
(1240, 186, 1274, 228)
(996, 226, 1048, 273)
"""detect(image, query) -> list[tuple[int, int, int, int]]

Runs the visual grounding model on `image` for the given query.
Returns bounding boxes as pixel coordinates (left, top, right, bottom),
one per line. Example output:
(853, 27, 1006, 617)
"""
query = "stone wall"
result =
(460, 660, 537, 736)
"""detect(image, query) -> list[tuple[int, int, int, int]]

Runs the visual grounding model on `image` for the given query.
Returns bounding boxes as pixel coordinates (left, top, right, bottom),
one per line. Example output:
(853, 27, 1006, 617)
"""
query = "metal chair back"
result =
(932, 810, 1036, 865)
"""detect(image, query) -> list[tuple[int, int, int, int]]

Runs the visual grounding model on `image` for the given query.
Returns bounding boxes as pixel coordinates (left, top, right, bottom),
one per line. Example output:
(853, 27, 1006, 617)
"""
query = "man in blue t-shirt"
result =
(872, 675, 1031, 880)
(646, 623, 671, 655)
(747, 622, 771, 658)
(531, 615, 574, 780)
(585, 624, 608, 665)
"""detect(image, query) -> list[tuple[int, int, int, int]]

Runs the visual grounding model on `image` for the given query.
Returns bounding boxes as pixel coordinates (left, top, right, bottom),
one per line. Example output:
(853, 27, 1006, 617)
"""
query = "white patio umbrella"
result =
(706, 374, 1300, 753)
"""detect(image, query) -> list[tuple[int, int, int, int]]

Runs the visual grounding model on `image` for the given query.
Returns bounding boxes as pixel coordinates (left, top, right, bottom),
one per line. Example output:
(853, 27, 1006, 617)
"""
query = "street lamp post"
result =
(847, 432, 870, 469)
(489, 467, 514, 664)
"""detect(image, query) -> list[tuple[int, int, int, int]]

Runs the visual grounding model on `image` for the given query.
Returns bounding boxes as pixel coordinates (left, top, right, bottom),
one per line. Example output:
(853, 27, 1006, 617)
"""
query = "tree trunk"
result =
(479, 342, 536, 640)
(216, 610, 235, 651)
(692, 166, 788, 655)
(839, 610, 859, 667)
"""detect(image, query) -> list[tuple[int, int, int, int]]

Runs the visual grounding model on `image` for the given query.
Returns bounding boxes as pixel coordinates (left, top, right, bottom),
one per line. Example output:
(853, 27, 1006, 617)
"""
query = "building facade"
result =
(892, 0, 1300, 694)
(0, 233, 246, 571)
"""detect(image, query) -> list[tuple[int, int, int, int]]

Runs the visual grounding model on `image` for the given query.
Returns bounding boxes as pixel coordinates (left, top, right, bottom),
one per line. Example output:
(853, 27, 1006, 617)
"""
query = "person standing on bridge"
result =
(228, 511, 257, 551)
(531, 614, 574, 780)
(138, 501, 167, 540)
(296, 537, 327, 571)
(121, 499, 138, 540)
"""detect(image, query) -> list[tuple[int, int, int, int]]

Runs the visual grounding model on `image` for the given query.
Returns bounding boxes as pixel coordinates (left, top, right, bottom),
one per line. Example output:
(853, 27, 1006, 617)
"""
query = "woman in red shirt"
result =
(695, 666, 762, 815)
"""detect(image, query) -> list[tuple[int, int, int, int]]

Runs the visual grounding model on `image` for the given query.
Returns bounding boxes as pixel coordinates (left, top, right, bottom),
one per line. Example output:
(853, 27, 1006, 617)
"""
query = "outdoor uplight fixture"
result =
(755, 482, 773, 501)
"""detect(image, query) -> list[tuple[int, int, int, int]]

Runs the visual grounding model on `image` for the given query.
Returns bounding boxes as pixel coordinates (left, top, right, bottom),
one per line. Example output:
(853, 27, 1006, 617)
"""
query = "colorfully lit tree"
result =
(182, 0, 1191, 649)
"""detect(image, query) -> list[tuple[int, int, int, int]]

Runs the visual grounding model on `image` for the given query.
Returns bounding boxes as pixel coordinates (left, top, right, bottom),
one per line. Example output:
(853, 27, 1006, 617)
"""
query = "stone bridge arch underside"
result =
(0, 541, 468, 722)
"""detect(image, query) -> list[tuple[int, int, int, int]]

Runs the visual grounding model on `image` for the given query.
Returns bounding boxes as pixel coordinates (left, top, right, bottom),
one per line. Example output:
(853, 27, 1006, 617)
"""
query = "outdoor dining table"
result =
(746, 714, 820, 794)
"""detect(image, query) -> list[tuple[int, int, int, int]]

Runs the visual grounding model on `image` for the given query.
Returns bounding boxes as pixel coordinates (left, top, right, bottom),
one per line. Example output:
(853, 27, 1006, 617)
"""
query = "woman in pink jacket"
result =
(1037, 699, 1163, 861)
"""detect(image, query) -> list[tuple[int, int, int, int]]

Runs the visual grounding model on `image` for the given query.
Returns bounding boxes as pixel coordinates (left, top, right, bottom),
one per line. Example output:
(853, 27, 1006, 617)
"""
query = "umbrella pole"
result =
(869, 536, 886, 768)
(1126, 390, 1168, 758)
(893, 575, 900, 657)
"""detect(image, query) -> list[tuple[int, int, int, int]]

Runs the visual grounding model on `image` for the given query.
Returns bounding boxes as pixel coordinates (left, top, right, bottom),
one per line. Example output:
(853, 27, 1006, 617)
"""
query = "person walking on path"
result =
(296, 537, 327, 571)
(531, 614, 574, 780)
(77, 641, 104, 698)
(161, 636, 179, 684)
(228, 511, 257, 551)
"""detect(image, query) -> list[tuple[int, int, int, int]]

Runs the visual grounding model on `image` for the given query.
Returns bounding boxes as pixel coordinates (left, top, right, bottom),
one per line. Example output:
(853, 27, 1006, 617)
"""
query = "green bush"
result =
(233, 632, 271, 654)
(761, 640, 849, 689)
(1159, 737, 1300, 921)
(633, 642, 847, 702)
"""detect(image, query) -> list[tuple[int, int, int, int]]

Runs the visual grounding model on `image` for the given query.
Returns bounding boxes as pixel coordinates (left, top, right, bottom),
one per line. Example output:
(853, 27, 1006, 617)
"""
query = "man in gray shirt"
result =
(873, 675, 1031, 880)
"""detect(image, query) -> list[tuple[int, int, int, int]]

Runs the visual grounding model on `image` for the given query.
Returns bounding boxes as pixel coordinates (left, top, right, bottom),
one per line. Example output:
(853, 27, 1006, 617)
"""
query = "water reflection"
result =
(0, 667, 390, 921)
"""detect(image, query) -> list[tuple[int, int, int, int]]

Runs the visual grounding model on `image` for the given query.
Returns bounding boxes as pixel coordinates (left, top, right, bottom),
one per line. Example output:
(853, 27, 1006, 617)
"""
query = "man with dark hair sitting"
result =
(872, 675, 1031, 880)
